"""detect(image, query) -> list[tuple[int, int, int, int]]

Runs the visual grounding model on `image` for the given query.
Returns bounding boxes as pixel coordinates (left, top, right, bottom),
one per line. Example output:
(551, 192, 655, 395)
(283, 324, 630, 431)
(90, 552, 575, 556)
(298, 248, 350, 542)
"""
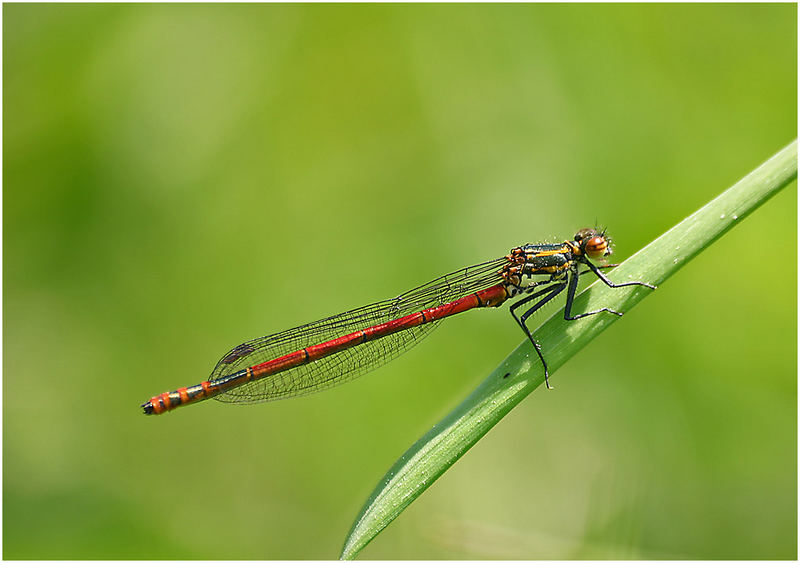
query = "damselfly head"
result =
(574, 228, 612, 260)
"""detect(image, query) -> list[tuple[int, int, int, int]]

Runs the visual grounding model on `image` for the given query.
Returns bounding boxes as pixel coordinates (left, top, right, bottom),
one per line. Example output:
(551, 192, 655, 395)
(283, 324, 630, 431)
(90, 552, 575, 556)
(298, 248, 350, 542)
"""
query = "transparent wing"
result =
(210, 257, 507, 403)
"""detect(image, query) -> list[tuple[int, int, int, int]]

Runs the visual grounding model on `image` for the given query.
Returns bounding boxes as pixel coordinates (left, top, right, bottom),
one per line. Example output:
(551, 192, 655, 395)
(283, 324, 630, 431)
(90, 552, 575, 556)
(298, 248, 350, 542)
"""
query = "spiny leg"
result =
(509, 283, 567, 389)
(579, 263, 619, 276)
(584, 259, 657, 290)
(564, 262, 656, 321)
(564, 266, 624, 320)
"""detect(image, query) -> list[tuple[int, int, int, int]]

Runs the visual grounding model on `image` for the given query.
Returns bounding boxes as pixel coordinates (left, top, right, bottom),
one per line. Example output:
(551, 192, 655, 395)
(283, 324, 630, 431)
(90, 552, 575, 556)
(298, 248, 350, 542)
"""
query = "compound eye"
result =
(584, 236, 608, 259)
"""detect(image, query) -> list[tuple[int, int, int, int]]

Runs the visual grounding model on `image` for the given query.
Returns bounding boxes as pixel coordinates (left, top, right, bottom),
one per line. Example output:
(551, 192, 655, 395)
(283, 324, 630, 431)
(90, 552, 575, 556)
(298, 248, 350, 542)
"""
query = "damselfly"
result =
(142, 228, 655, 415)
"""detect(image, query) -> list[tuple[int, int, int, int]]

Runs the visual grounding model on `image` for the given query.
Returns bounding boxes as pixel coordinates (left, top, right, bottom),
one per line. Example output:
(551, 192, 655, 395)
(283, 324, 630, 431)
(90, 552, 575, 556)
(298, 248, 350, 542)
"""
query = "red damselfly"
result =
(142, 228, 655, 415)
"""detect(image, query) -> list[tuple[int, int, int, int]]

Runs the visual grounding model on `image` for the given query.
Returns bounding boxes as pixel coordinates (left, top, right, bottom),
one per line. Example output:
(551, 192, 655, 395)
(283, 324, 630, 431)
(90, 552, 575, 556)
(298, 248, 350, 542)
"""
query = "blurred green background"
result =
(3, 3, 796, 559)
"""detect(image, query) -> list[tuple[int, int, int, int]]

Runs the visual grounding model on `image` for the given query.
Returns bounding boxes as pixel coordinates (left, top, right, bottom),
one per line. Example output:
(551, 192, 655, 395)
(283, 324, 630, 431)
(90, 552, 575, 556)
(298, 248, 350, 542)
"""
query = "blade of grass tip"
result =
(340, 140, 798, 560)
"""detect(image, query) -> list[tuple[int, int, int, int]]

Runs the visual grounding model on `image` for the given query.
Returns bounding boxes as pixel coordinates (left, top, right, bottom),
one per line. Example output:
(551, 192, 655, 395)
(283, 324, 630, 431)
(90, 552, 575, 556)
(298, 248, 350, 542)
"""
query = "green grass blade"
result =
(340, 140, 797, 560)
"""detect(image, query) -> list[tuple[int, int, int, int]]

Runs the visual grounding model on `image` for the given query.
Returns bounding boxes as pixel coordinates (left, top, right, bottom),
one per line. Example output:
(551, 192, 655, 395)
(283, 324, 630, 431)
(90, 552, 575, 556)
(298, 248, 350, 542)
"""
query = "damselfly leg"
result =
(509, 282, 568, 389)
(510, 263, 655, 389)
